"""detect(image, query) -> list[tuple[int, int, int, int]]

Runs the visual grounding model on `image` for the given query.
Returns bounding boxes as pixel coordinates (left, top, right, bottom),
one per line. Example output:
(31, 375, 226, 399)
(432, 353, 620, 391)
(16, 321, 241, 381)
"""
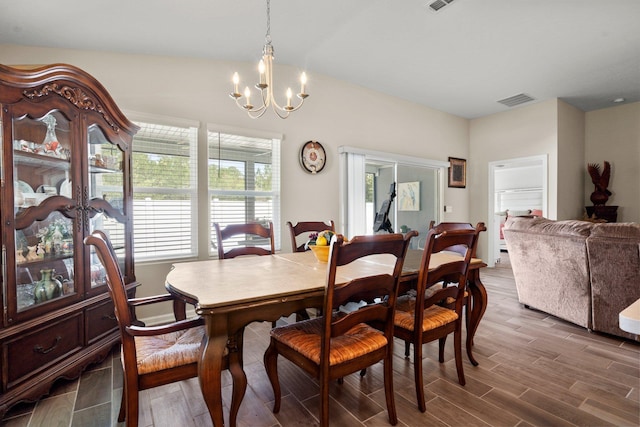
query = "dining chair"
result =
(393, 228, 477, 412)
(92, 230, 186, 324)
(213, 221, 275, 259)
(427, 221, 486, 360)
(428, 221, 486, 257)
(214, 221, 302, 325)
(85, 231, 225, 427)
(287, 220, 336, 320)
(264, 232, 416, 427)
(286, 220, 335, 252)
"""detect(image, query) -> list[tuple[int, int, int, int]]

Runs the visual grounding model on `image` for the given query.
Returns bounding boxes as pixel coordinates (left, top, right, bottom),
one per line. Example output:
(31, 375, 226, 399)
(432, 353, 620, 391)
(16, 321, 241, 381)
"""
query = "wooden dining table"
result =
(165, 250, 487, 427)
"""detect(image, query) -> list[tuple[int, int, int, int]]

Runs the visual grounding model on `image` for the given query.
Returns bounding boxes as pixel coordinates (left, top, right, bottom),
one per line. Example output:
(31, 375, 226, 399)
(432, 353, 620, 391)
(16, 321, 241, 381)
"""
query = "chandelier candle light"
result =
(229, 0, 309, 119)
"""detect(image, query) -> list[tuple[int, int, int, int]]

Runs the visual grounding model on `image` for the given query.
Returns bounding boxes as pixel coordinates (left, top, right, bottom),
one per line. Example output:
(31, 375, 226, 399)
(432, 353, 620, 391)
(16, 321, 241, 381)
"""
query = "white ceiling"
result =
(1, 0, 639, 119)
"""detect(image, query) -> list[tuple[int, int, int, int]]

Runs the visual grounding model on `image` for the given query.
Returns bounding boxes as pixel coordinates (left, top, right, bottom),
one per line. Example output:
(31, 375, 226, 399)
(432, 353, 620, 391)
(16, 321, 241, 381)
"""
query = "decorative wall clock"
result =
(300, 140, 326, 174)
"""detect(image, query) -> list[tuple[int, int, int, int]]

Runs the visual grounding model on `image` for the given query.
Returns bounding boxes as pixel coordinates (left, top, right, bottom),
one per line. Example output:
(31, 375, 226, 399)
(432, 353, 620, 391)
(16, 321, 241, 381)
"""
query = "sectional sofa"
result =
(503, 216, 640, 341)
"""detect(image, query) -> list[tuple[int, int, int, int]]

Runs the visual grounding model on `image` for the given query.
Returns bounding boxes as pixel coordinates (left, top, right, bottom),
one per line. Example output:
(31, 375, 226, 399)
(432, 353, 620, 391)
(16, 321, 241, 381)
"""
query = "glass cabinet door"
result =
(13, 111, 73, 208)
(14, 212, 76, 311)
(10, 111, 77, 314)
(86, 125, 127, 290)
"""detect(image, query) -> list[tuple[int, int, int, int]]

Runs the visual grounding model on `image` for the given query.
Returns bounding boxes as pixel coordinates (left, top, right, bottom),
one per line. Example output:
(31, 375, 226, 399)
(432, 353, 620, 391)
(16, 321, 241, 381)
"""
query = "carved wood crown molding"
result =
(22, 83, 120, 132)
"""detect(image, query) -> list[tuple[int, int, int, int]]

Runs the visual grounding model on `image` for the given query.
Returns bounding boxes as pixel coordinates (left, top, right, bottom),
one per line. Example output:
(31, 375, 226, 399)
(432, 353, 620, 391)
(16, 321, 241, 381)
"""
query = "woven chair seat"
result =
(270, 318, 388, 365)
(394, 296, 458, 332)
(133, 325, 208, 374)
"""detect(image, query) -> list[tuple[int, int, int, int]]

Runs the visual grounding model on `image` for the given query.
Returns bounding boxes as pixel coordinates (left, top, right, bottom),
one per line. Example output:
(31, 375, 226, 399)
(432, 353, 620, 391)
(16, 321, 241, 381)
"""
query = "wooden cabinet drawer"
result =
(86, 300, 119, 344)
(4, 313, 83, 387)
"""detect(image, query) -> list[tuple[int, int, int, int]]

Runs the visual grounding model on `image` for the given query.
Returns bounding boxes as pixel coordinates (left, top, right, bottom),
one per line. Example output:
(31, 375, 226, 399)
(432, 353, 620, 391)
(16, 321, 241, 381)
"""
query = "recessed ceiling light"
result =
(613, 97, 625, 103)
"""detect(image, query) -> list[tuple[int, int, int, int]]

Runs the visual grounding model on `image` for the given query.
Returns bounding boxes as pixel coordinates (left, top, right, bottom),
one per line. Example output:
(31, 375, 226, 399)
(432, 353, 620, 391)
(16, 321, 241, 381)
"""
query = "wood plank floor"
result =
(3, 254, 639, 427)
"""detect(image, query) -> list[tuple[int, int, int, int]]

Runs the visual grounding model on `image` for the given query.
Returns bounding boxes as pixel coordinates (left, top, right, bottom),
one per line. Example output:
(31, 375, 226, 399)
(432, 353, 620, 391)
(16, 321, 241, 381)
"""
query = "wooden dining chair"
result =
(428, 221, 486, 257)
(286, 220, 335, 252)
(393, 228, 477, 412)
(213, 221, 275, 259)
(286, 220, 336, 320)
(214, 221, 301, 325)
(85, 231, 225, 427)
(427, 221, 486, 361)
(264, 232, 416, 427)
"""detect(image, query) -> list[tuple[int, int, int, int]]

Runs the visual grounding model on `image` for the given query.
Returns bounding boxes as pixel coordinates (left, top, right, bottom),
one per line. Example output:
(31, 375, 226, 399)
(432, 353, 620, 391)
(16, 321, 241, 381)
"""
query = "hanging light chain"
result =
(265, 0, 271, 44)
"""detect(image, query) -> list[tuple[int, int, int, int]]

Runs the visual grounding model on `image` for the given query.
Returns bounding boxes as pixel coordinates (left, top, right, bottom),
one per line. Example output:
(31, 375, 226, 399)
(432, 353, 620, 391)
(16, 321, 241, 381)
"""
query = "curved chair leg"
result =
(117, 386, 126, 422)
(454, 328, 466, 386)
(320, 375, 330, 427)
(383, 356, 398, 425)
(125, 383, 139, 427)
(438, 336, 447, 363)
(413, 340, 426, 412)
(263, 341, 282, 413)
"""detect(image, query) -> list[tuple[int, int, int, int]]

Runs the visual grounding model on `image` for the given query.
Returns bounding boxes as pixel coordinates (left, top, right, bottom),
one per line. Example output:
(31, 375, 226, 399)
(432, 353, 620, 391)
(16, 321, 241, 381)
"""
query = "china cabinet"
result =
(0, 63, 139, 416)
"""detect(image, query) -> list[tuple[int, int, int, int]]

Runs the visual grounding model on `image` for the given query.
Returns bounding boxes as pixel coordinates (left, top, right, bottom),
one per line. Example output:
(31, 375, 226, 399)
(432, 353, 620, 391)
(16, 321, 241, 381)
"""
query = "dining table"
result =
(165, 249, 487, 427)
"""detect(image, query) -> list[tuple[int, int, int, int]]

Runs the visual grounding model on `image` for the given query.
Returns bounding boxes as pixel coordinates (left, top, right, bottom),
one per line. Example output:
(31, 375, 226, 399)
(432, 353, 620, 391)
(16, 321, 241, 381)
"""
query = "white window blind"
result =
(131, 119, 198, 261)
(208, 130, 281, 255)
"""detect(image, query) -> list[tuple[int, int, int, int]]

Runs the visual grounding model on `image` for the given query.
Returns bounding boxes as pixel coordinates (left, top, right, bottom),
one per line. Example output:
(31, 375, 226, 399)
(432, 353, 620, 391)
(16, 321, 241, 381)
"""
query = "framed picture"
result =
(398, 181, 420, 211)
(448, 157, 466, 188)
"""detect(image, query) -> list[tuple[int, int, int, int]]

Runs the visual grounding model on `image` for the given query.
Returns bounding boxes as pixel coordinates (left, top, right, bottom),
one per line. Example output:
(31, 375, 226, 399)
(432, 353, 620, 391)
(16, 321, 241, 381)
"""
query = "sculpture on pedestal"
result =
(587, 161, 611, 205)
(586, 161, 617, 222)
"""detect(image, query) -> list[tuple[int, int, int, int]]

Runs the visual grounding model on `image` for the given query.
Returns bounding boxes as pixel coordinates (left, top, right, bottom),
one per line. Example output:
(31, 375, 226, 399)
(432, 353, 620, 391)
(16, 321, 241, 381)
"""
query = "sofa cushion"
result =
(503, 217, 593, 329)
(504, 216, 593, 236)
(587, 222, 640, 340)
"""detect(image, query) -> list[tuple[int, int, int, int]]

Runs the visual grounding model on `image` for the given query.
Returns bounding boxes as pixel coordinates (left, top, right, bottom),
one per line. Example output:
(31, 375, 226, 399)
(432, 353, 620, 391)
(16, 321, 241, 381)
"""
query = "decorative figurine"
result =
(587, 161, 612, 206)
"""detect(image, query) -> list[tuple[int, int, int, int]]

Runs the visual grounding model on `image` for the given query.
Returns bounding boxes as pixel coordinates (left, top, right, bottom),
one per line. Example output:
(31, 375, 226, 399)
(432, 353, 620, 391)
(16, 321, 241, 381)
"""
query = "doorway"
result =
(487, 155, 548, 267)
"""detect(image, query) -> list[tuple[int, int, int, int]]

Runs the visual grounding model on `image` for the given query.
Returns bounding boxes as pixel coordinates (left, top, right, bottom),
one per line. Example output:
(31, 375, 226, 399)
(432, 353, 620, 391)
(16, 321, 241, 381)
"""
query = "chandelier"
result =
(229, 0, 309, 119)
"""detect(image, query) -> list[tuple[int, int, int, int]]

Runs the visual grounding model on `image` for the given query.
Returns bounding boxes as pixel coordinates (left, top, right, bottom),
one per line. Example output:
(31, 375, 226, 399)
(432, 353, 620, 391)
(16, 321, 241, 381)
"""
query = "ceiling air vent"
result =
(497, 93, 536, 107)
(428, 0, 455, 12)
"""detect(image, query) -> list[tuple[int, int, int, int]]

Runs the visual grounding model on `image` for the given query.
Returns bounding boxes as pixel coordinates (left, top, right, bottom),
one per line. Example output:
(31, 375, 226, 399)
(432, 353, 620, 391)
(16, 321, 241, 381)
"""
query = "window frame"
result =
(126, 111, 199, 262)
(206, 124, 282, 256)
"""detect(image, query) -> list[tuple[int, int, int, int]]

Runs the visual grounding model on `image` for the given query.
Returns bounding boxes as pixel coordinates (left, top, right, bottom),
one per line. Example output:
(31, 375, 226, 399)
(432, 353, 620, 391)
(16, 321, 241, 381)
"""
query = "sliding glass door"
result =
(339, 146, 447, 247)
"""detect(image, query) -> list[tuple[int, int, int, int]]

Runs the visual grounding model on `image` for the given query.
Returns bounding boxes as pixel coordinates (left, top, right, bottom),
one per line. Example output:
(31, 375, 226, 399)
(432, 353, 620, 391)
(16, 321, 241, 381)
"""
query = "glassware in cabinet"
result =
(14, 211, 76, 312)
(12, 111, 73, 211)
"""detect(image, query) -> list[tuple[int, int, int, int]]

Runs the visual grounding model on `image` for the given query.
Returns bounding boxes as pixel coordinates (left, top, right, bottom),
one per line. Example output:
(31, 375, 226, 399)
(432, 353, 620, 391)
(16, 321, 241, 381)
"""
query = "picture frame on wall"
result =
(398, 181, 420, 211)
(448, 157, 466, 188)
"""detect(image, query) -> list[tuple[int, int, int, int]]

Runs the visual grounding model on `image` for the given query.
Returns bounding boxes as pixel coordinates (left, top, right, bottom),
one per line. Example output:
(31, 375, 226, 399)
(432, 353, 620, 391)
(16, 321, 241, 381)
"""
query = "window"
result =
(208, 130, 281, 255)
(130, 116, 198, 261)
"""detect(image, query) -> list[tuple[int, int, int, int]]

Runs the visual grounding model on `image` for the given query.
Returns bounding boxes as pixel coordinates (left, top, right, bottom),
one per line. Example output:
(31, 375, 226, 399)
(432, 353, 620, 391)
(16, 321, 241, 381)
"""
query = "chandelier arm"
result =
(270, 96, 305, 113)
(247, 108, 270, 119)
(271, 108, 291, 119)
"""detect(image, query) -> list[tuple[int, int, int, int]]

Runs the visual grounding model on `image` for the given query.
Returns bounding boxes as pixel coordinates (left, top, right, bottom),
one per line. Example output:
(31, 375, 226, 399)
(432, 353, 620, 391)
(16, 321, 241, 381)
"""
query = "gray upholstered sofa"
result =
(503, 217, 640, 341)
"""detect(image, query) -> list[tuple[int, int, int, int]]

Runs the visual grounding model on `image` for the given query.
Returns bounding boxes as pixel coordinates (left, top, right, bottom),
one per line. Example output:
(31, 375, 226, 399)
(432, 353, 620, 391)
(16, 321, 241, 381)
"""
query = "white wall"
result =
(469, 99, 559, 261)
(557, 101, 586, 220)
(585, 102, 640, 223)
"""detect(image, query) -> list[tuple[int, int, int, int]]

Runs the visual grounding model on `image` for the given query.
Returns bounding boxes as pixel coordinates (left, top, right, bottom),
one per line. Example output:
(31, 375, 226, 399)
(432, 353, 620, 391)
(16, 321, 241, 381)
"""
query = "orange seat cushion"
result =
(270, 318, 388, 365)
(394, 296, 458, 332)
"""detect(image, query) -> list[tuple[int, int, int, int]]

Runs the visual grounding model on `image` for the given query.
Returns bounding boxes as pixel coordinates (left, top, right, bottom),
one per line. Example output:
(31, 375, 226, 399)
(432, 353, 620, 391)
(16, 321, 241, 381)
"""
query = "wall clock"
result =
(300, 140, 326, 174)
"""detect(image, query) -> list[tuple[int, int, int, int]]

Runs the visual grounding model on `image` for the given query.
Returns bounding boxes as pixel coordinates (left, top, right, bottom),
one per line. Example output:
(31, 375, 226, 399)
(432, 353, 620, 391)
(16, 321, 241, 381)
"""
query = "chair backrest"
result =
(286, 220, 335, 252)
(428, 221, 486, 258)
(84, 232, 133, 332)
(214, 222, 275, 259)
(321, 232, 416, 360)
(416, 228, 478, 311)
